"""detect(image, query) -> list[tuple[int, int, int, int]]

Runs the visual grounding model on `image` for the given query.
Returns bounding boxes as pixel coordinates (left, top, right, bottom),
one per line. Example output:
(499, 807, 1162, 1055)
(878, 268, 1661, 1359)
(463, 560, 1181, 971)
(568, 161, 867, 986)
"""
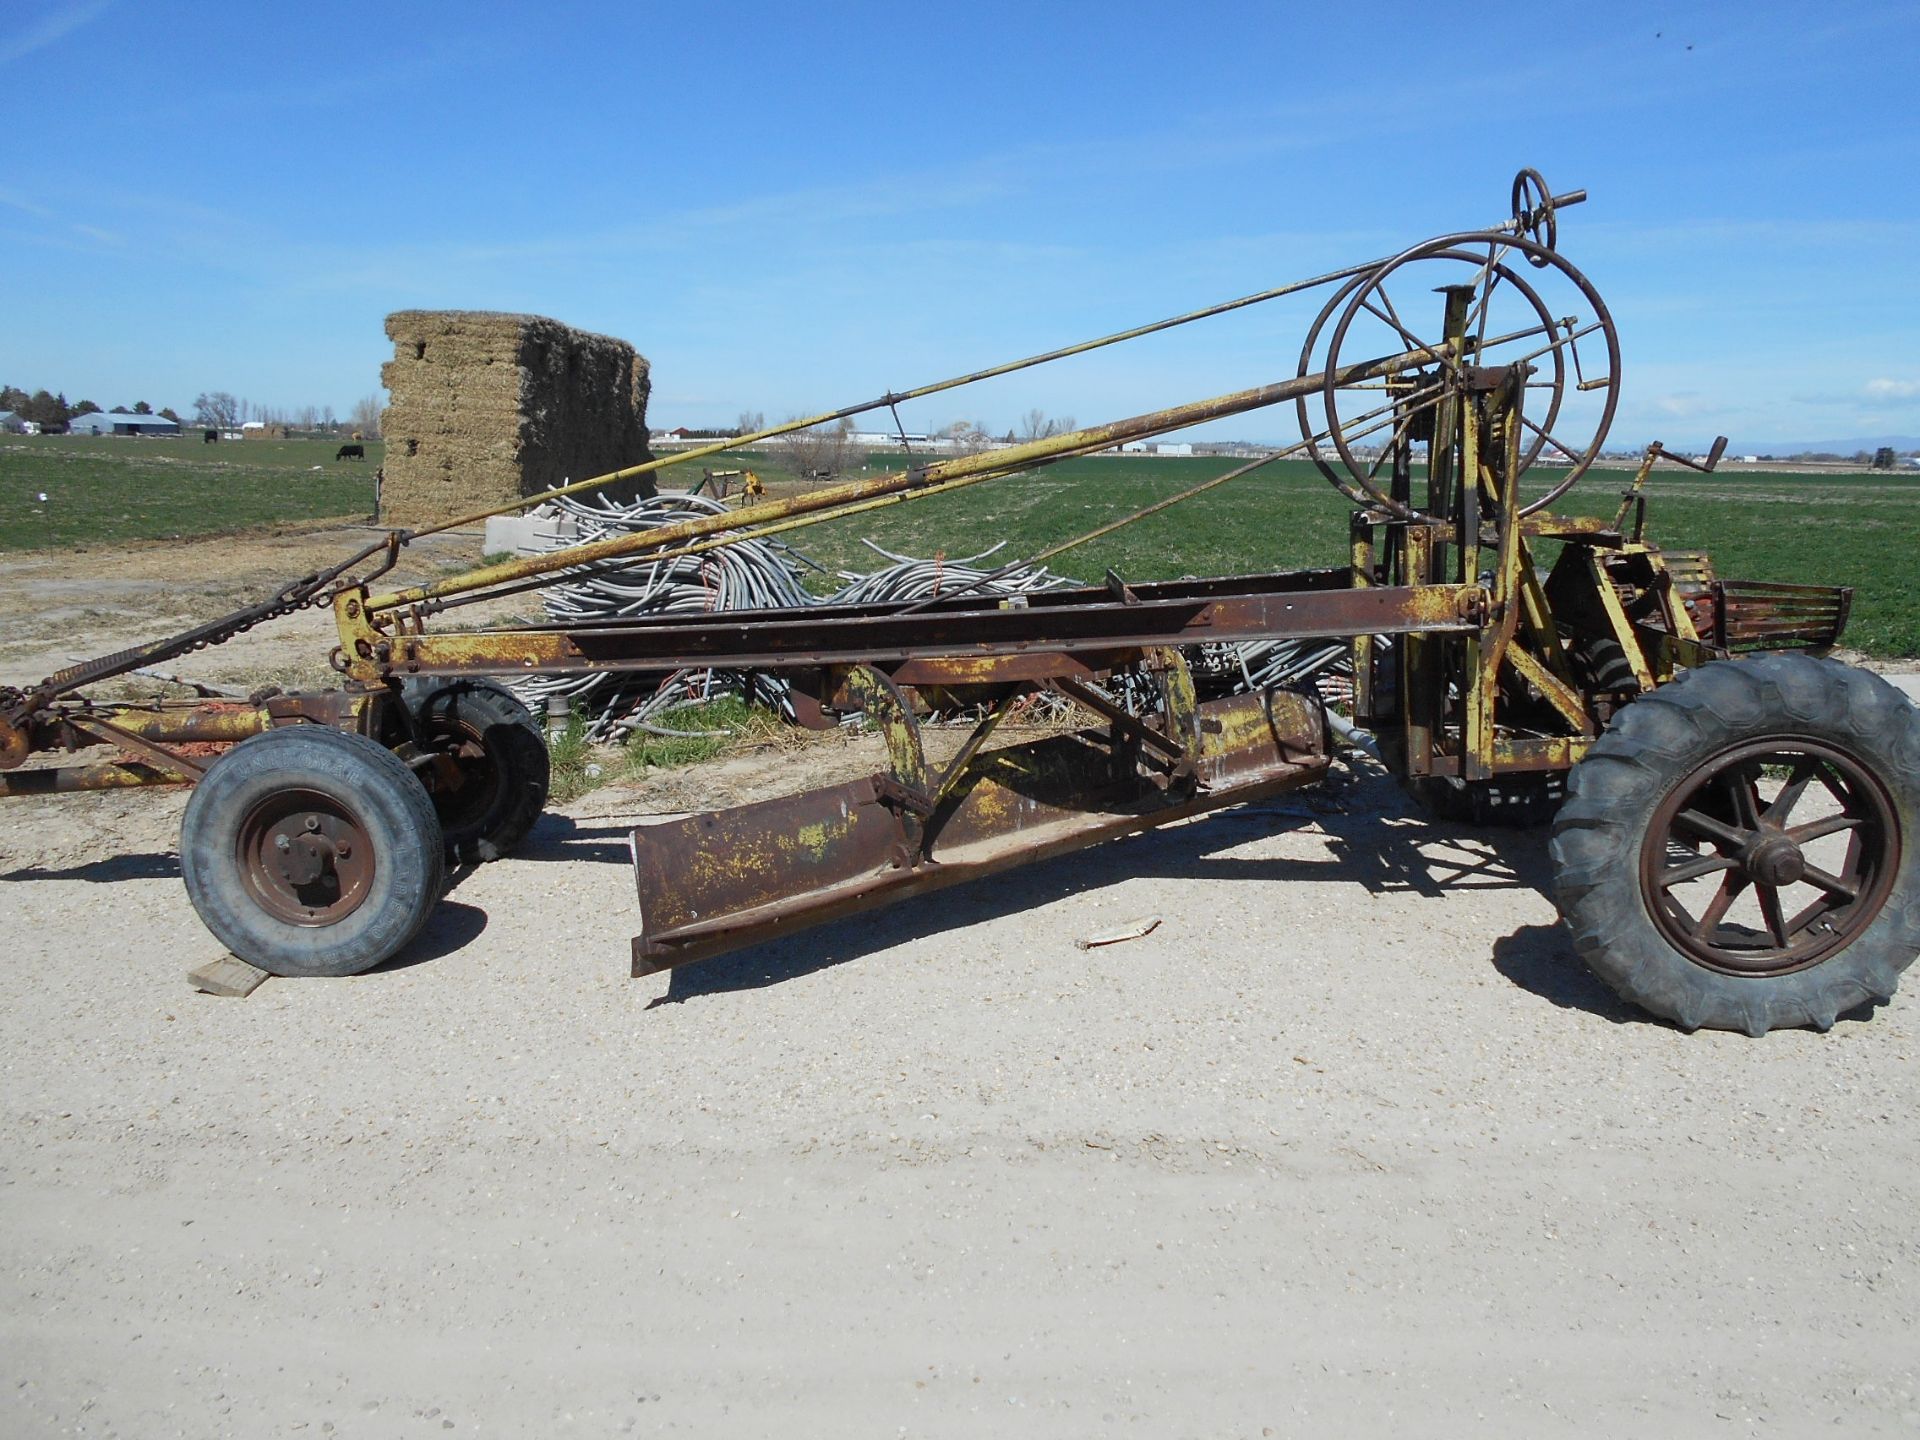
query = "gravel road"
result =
(5, 702, 1920, 1439)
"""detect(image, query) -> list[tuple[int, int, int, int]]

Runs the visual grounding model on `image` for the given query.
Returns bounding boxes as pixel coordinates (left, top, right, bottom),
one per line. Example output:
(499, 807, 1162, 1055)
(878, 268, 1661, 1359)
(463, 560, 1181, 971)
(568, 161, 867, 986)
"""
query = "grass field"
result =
(3, 434, 1914, 656)
(773, 452, 1920, 658)
(0, 433, 379, 548)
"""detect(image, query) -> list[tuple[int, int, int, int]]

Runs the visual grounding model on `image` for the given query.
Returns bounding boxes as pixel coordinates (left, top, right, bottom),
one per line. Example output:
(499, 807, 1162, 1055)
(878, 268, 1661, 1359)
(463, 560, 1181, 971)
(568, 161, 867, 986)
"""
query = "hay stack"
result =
(379, 311, 655, 526)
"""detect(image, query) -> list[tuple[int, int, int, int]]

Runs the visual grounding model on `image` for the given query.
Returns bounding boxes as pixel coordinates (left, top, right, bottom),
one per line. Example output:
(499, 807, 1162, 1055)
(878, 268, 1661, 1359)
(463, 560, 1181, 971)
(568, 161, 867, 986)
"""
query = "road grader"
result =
(4, 172, 1916, 1035)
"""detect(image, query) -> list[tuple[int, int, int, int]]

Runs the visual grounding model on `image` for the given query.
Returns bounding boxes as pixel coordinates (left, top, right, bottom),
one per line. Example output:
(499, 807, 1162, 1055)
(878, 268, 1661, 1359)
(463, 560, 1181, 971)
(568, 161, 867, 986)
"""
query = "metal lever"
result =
(1612, 436, 1730, 539)
(1660, 436, 1729, 474)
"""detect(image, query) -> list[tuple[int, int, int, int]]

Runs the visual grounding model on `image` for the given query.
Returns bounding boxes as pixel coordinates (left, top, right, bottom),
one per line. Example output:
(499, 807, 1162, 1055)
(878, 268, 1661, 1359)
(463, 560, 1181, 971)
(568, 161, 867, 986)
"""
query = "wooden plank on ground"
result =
(187, 955, 271, 998)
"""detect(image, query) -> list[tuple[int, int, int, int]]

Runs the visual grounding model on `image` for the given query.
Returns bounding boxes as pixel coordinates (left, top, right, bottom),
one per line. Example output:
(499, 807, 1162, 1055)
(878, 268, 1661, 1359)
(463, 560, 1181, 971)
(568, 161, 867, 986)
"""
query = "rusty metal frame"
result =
(342, 572, 1484, 689)
(0, 689, 386, 797)
(0, 172, 1871, 988)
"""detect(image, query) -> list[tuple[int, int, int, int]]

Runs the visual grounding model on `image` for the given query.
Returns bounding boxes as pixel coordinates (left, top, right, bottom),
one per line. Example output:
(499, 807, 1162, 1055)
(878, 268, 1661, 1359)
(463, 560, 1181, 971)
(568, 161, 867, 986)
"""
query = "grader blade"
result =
(629, 686, 1328, 974)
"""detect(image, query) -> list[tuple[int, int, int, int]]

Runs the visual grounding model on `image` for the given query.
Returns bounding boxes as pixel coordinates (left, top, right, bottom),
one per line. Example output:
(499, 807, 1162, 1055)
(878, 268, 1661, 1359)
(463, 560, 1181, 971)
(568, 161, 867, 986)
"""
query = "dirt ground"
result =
(3, 526, 1920, 1438)
(0, 523, 519, 698)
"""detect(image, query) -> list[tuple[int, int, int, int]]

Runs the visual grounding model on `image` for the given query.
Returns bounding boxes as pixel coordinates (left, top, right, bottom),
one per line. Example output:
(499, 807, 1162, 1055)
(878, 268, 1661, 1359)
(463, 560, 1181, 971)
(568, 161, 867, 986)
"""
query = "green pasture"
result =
(2, 432, 1913, 656)
(0, 433, 380, 548)
(776, 452, 1920, 658)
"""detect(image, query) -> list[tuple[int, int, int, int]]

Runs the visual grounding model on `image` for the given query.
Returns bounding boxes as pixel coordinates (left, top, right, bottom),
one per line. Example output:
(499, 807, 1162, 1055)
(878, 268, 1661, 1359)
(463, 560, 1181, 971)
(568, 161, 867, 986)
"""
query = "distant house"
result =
(68, 412, 182, 436)
(0, 410, 32, 434)
(848, 430, 930, 447)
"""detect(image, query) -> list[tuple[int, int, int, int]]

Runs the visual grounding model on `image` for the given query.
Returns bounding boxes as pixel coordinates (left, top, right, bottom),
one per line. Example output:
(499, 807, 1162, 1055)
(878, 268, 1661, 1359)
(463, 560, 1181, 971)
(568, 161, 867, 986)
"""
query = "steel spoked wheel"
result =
(1509, 167, 1556, 261)
(1642, 740, 1899, 976)
(236, 787, 376, 925)
(1550, 654, 1920, 1035)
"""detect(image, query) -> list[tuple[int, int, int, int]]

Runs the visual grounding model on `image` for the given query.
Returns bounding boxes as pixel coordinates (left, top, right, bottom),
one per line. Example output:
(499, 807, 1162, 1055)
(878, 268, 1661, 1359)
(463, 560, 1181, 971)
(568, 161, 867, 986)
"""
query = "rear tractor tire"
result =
(181, 726, 446, 978)
(1549, 654, 1920, 1034)
(405, 679, 549, 864)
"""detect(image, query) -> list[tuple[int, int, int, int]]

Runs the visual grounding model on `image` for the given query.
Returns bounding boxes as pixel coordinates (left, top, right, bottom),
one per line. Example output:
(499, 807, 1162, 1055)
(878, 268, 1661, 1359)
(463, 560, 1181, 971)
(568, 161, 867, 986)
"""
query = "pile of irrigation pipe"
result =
(826, 539, 1076, 606)
(509, 494, 806, 739)
(510, 496, 1078, 740)
(507, 493, 1352, 743)
(1205, 637, 1353, 705)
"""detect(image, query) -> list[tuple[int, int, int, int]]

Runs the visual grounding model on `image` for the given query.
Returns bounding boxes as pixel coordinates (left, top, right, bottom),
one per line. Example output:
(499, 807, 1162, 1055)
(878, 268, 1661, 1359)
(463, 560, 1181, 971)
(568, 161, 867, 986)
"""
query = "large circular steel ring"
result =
(1295, 251, 1566, 516)
(1317, 230, 1620, 518)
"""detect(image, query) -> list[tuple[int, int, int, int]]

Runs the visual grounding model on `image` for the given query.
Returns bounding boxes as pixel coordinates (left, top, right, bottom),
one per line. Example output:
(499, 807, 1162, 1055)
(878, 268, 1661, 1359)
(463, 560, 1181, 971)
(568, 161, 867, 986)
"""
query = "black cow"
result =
(336, 443, 366, 461)
(203, 429, 218, 443)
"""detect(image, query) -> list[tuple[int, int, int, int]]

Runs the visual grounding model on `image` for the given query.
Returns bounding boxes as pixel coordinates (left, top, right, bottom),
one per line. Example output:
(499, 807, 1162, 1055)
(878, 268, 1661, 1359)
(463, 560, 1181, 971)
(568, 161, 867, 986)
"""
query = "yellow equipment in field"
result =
(697, 468, 763, 501)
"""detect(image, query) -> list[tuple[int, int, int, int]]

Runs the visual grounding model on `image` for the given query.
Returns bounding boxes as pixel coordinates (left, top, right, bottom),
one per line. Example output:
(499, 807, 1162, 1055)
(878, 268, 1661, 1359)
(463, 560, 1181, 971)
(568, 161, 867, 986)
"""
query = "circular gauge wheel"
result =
(1509, 167, 1556, 263)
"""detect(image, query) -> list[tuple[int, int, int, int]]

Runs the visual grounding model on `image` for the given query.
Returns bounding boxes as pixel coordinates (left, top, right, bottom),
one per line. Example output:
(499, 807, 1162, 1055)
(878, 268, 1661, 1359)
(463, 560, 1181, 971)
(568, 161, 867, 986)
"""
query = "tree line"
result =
(1, 386, 181, 428)
(728, 408, 1073, 444)
(1, 384, 384, 436)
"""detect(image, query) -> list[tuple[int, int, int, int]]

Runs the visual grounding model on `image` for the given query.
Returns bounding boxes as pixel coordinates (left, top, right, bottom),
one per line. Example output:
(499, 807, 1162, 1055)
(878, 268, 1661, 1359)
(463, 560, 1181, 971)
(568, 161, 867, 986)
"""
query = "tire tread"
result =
(1549, 655, 1920, 1034)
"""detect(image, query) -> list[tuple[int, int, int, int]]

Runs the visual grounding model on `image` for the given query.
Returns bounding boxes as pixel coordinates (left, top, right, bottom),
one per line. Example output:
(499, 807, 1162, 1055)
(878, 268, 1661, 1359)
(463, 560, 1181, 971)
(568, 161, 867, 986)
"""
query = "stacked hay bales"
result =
(379, 311, 655, 526)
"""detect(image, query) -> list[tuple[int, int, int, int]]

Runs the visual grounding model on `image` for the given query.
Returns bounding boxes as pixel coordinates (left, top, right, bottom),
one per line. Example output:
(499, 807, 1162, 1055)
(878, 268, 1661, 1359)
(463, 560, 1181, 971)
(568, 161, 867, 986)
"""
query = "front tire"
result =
(1549, 654, 1920, 1034)
(181, 726, 445, 977)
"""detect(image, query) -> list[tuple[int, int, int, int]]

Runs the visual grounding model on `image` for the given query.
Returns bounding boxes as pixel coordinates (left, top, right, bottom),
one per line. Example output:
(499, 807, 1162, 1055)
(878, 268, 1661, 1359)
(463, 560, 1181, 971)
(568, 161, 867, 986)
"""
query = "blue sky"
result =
(3, 0, 1916, 448)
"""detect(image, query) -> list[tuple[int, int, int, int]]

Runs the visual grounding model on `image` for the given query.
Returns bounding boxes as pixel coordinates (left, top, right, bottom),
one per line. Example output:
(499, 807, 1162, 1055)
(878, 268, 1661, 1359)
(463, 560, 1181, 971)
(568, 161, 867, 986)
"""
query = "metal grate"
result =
(1712, 579, 1854, 652)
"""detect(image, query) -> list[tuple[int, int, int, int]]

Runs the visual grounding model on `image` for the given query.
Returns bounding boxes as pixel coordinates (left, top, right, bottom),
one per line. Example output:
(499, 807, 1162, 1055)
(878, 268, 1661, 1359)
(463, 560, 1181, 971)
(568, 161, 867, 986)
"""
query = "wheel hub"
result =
(1641, 737, 1899, 977)
(422, 728, 501, 832)
(1743, 832, 1806, 888)
(237, 789, 375, 926)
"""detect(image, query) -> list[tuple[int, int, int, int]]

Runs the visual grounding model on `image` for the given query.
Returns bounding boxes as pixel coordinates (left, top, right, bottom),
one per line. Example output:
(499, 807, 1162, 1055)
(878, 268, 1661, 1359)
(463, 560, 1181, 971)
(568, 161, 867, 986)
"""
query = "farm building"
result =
(67, 412, 181, 436)
(849, 430, 932, 448)
(0, 410, 37, 434)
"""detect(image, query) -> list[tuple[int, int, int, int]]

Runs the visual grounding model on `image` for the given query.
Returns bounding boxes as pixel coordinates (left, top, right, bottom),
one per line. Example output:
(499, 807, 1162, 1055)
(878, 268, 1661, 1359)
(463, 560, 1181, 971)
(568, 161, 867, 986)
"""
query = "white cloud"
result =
(1863, 378, 1920, 402)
